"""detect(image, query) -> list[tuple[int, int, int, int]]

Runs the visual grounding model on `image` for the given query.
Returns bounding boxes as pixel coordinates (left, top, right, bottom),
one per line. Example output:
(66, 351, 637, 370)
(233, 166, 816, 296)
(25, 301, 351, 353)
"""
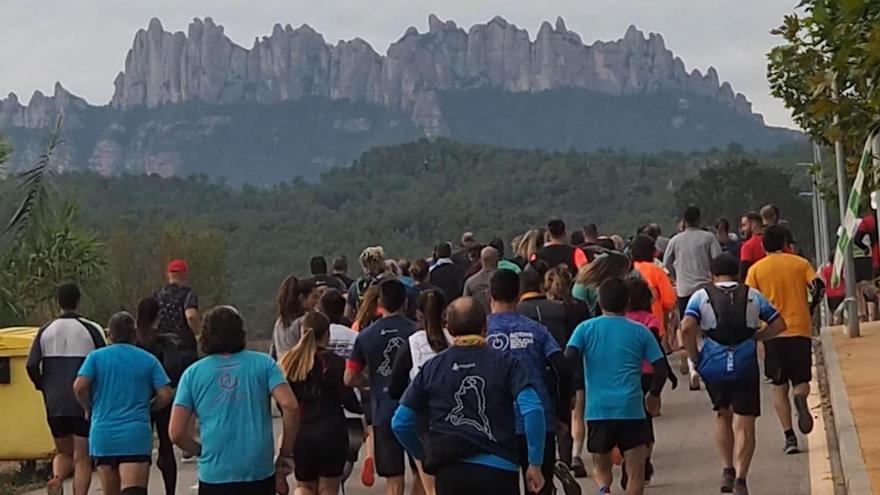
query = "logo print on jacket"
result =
(377, 337, 404, 377)
(445, 375, 495, 441)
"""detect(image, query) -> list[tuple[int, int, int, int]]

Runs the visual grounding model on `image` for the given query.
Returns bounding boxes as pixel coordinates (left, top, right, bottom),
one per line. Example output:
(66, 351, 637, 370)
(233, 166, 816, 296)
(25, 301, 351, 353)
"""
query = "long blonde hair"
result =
(574, 252, 632, 287)
(280, 312, 330, 383)
(515, 229, 544, 260)
(352, 285, 381, 331)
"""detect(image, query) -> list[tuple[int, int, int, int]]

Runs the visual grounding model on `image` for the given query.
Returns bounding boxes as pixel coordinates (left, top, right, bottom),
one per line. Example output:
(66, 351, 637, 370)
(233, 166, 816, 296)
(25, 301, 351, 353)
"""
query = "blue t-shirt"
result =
(349, 314, 416, 425)
(400, 345, 531, 464)
(684, 282, 779, 334)
(174, 350, 287, 484)
(77, 344, 170, 457)
(566, 315, 664, 421)
(486, 312, 561, 432)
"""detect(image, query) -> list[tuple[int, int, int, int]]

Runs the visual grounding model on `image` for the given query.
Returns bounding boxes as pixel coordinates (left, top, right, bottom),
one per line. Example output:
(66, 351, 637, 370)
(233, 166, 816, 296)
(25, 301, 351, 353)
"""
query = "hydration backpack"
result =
(697, 284, 759, 383)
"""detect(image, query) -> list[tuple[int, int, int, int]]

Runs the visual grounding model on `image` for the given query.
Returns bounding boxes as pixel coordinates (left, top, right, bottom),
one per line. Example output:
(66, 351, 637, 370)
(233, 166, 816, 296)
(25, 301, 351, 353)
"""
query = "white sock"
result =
(572, 440, 583, 458)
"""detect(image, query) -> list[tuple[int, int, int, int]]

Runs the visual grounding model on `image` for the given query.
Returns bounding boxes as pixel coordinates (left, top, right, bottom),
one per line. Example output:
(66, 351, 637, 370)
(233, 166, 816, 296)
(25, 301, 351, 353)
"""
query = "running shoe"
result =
(361, 455, 375, 487)
(794, 395, 814, 434)
(720, 468, 736, 493)
(689, 372, 701, 391)
(571, 456, 588, 478)
(46, 477, 62, 495)
(644, 459, 654, 483)
(678, 353, 690, 376)
(733, 479, 749, 495)
(554, 461, 582, 495)
(181, 451, 198, 464)
(784, 436, 799, 455)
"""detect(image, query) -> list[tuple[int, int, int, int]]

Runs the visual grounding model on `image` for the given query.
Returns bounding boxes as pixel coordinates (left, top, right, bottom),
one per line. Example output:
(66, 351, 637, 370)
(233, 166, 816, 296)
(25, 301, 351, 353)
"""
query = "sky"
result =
(1, 0, 800, 128)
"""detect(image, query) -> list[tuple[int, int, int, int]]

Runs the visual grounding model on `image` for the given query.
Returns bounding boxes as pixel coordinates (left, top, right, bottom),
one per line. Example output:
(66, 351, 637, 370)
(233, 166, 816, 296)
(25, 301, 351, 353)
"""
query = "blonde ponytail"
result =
(280, 312, 330, 383)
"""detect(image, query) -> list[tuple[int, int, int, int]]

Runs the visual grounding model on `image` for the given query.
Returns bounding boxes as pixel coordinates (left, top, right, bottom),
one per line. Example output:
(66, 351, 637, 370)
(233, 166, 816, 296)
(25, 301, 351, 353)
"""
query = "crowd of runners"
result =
(23, 203, 831, 495)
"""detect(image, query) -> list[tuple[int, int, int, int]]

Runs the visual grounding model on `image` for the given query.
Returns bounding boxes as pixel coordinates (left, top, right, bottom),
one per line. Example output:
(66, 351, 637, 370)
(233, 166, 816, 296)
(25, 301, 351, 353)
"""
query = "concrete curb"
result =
(820, 326, 874, 494)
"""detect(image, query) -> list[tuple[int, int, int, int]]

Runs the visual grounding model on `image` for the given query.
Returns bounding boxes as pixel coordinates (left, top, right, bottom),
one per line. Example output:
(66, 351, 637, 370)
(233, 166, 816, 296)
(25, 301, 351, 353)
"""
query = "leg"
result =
(622, 445, 648, 495)
(317, 477, 341, 495)
(153, 407, 178, 495)
(715, 408, 735, 470)
(772, 383, 793, 432)
(98, 465, 122, 495)
(294, 481, 317, 495)
(571, 390, 585, 461)
(72, 436, 92, 495)
(732, 414, 757, 479)
(51, 435, 74, 482)
(414, 460, 436, 495)
(118, 462, 150, 492)
(591, 453, 613, 490)
(386, 475, 405, 495)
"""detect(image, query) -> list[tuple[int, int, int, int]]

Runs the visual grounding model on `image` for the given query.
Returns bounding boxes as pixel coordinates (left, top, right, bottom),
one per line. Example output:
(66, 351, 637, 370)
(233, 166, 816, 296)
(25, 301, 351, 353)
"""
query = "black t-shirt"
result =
(310, 274, 346, 292)
(429, 264, 466, 301)
(535, 244, 578, 275)
(333, 273, 355, 291)
(400, 345, 531, 464)
(153, 283, 198, 355)
(289, 350, 361, 424)
(517, 296, 571, 348)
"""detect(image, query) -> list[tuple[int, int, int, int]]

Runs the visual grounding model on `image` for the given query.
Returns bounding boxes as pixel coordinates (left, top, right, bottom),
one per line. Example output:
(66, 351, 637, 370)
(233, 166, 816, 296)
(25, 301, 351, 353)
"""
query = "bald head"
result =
(760, 204, 780, 226)
(446, 297, 487, 337)
(480, 246, 499, 270)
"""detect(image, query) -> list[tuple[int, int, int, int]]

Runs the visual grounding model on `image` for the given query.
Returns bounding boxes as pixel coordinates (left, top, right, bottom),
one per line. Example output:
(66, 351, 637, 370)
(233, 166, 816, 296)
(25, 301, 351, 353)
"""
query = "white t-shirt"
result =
(327, 323, 358, 359)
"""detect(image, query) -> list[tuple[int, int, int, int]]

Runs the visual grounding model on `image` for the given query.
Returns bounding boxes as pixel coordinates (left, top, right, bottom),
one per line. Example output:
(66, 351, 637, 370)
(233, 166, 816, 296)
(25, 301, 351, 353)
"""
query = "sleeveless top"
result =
(408, 329, 453, 380)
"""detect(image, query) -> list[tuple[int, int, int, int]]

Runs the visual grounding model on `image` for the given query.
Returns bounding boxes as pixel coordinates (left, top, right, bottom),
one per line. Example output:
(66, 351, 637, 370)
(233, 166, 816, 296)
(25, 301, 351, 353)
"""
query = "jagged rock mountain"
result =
(0, 15, 802, 183)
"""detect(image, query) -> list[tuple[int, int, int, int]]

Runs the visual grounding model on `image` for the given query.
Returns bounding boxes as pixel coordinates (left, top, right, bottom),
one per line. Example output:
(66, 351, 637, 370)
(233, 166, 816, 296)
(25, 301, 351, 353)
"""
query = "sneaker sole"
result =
(46, 478, 63, 495)
(784, 446, 800, 455)
(795, 396, 814, 434)
(553, 461, 582, 495)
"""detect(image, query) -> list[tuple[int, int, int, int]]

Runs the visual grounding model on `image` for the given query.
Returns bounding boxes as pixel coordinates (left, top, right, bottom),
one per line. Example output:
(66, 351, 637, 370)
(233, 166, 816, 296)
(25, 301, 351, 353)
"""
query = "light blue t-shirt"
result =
(174, 350, 287, 484)
(567, 315, 663, 421)
(77, 344, 170, 457)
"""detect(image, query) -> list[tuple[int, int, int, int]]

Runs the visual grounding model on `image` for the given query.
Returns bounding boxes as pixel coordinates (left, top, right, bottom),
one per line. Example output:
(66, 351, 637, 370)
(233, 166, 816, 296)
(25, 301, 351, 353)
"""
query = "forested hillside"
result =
(0, 139, 813, 337)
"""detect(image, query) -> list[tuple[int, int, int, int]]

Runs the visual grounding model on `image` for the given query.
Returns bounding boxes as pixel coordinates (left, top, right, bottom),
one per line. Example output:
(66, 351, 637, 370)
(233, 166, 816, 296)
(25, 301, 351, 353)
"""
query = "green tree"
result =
(767, 0, 880, 172)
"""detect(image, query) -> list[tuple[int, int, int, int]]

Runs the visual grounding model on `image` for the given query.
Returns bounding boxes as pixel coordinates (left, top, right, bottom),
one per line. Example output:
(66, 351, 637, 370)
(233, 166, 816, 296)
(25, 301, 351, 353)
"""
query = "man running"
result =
(715, 218, 741, 260)
(535, 219, 588, 276)
(332, 256, 355, 292)
(663, 206, 722, 389)
(682, 254, 787, 494)
(27, 283, 106, 495)
(739, 213, 765, 280)
(73, 312, 174, 495)
(452, 232, 478, 270)
(345, 279, 419, 495)
(309, 255, 347, 292)
(154, 259, 200, 371)
(760, 204, 797, 253)
(463, 246, 499, 311)
(430, 242, 466, 301)
(391, 297, 547, 495)
(347, 246, 389, 318)
(170, 306, 300, 495)
(745, 225, 823, 454)
(565, 279, 669, 495)
(488, 270, 575, 495)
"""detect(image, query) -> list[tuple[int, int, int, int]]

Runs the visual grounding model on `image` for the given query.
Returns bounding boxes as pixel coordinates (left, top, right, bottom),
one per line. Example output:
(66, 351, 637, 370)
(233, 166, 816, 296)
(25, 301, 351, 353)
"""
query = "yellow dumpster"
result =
(0, 327, 55, 460)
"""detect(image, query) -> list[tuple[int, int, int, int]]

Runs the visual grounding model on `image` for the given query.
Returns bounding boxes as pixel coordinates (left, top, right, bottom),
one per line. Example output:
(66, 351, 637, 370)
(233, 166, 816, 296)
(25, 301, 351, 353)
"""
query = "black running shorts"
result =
(198, 476, 274, 495)
(346, 418, 365, 463)
(586, 419, 652, 454)
(764, 336, 812, 386)
(93, 455, 151, 468)
(434, 462, 520, 495)
(48, 416, 90, 438)
(294, 417, 348, 481)
(373, 422, 407, 478)
(705, 377, 761, 417)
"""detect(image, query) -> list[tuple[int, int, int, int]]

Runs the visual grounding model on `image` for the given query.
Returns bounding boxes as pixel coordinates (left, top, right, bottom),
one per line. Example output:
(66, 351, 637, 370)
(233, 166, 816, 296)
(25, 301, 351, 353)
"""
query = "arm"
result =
(547, 351, 571, 422)
(185, 308, 201, 336)
(151, 385, 174, 411)
(25, 333, 44, 390)
(169, 405, 202, 455)
(344, 361, 369, 388)
(662, 239, 676, 278)
(273, 383, 300, 457)
(810, 278, 826, 313)
(388, 343, 413, 400)
(755, 316, 787, 341)
(739, 260, 753, 283)
(681, 316, 701, 363)
(517, 386, 547, 493)
(391, 405, 424, 459)
(72, 376, 92, 417)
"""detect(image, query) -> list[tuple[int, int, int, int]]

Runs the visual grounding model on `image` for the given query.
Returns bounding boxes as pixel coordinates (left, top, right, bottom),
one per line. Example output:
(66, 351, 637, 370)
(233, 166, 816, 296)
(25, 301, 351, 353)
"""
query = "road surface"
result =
(28, 374, 828, 494)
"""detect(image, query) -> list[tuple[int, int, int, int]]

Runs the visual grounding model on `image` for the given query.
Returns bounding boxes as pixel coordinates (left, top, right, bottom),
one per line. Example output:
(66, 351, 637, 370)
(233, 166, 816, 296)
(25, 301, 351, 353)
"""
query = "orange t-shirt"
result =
(634, 261, 677, 337)
(745, 253, 817, 338)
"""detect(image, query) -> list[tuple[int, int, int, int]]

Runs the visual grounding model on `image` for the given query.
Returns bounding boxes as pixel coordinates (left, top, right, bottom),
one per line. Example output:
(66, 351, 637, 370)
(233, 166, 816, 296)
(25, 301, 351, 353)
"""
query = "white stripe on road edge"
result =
(808, 364, 835, 495)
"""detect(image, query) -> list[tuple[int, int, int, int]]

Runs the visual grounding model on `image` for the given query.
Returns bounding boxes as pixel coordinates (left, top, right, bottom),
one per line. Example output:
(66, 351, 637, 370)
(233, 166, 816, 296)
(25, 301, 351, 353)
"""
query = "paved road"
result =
(29, 375, 821, 495)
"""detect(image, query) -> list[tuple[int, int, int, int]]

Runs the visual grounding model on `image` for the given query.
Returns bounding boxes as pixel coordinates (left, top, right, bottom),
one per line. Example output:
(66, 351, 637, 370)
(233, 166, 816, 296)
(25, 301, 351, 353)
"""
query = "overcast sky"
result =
(1, 0, 800, 128)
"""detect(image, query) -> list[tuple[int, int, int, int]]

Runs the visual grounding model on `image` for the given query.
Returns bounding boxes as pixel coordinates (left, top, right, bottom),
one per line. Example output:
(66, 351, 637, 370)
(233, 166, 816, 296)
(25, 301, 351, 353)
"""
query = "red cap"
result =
(167, 259, 189, 274)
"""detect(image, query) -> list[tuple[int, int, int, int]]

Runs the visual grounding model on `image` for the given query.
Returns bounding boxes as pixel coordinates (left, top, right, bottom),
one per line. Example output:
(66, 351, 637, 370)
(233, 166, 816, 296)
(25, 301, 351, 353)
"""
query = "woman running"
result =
(135, 298, 183, 495)
(280, 312, 362, 495)
(388, 289, 450, 495)
(272, 276, 318, 358)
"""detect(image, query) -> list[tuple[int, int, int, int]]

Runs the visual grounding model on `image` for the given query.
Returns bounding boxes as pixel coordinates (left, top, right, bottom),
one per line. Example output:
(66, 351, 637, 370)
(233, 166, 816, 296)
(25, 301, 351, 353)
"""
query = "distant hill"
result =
(0, 15, 803, 183)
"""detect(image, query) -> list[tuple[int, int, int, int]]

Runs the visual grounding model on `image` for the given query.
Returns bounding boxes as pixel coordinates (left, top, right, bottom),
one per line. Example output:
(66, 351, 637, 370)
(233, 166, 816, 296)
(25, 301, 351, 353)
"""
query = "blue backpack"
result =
(696, 284, 759, 383)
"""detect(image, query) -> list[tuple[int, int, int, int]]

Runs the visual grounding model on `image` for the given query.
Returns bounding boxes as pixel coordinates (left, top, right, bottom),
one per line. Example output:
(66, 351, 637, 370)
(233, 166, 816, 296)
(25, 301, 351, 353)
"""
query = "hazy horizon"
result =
(1, 0, 800, 128)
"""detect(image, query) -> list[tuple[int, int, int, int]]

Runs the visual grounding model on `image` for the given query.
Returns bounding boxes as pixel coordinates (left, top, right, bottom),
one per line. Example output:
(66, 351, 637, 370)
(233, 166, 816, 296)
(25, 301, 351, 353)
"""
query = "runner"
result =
(682, 253, 787, 494)
(739, 212, 765, 280)
(534, 219, 588, 276)
(487, 270, 575, 495)
(169, 306, 301, 495)
(280, 312, 362, 495)
(332, 256, 355, 292)
(26, 283, 105, 495)
(272, 276, 318, 357)
(854, 209, 880, 277)
(760, 204, 797, 253)
(430, 242, 465, 301)
(347, 246, 389, 318)
(573, 251, 635, 315)
(352, 286, 381, 332)
(745, 225, 824, 454)
(641, 224, 669, 257)
(517, 266, 570, 348)
(317, 289, 365, 491)
(309, 256, 347, 292)
(389, 289, 452, 495)
(344, 279, 422, 495)
(452, 232, 478, 271)
(565, 279, 669, 495)
(663, 206, 722, 390)
(73, 312, 173, 495)
(391, 297, 547, 495)
(715, 218, 741, 260)
(153, 258, 201, 376)
(631, 235, 677, 353)
(513, 230, 545, 269)
(489, 237, 523, 274)
(135, 297, 186, 495)
(819, 255, 846, 323)
(463, 246, 499, 311)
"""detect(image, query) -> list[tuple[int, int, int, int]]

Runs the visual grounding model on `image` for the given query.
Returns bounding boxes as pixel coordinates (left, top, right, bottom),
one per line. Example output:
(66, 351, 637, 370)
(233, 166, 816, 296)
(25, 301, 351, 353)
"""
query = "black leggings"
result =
(151, 406, 177, 495)
(435, 463, 520, 495)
